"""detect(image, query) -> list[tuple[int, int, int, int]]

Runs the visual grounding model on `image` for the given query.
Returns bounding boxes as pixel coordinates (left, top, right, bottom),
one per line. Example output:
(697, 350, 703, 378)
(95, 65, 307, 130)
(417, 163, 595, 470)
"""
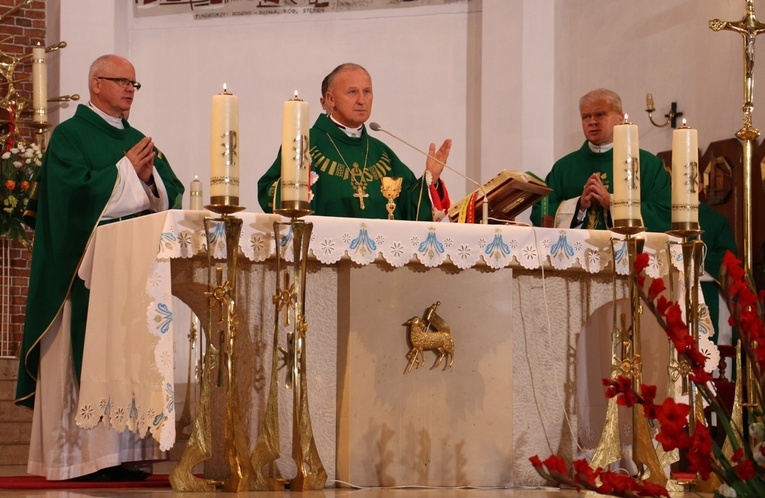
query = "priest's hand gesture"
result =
(426, 138, 452, 184)
(580, 172, 610, 210)
(126, 136, 156, 183)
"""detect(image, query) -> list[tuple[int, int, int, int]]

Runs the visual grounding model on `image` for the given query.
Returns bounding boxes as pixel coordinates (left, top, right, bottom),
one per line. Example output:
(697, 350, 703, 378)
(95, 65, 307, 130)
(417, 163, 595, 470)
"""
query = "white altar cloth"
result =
(73, 210, 678, 466)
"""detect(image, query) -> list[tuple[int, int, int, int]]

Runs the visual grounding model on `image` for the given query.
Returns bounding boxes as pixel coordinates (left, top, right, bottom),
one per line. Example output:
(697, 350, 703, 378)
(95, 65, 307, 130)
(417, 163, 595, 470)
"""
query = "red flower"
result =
(723, 250, 745, 281)
(640, 384, 657, 404)
(732, 447, 744, 463)
(648, 277, 666, 300)
(656, 295, 671, 315)
(735, 459, 757, 481)
(634, 252, 650, 274)
(639, 480, 670, 497)
(572, 458, 598, 487)
(542, 455, 568, 476)
(616, 390, 638, 407)
(616, 375, 632, 393)
(656, 398, 690, 430)
(686, 447, 713, 480)
(529, 455, 543, 469)
(598, 471, 639, 495)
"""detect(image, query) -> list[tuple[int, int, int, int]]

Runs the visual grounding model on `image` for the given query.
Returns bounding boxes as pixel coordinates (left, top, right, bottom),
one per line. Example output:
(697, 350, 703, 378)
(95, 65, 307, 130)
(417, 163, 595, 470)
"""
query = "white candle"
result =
(190, 175, 203, 210)
(280, 91, 310, 208)
(209, 84, 239, 205)
(612, 118, 642, 223)
(32, 44, 47, 124)
(671, 121, 699, 226)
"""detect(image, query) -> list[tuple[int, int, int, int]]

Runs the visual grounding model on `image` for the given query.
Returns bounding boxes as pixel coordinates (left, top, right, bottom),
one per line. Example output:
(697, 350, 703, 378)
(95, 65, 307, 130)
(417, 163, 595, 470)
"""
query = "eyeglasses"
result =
(97, 77, 142, 91)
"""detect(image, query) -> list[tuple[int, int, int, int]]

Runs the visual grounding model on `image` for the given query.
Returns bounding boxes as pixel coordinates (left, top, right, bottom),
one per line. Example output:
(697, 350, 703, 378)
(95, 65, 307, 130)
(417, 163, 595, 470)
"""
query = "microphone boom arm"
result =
(369, 122, 489, 224)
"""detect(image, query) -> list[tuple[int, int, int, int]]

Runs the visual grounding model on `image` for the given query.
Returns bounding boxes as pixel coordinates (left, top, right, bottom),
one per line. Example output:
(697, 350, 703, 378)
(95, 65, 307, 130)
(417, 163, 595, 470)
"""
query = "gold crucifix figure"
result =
(710, 0, 765, 273)
(710, 0, 765, 139)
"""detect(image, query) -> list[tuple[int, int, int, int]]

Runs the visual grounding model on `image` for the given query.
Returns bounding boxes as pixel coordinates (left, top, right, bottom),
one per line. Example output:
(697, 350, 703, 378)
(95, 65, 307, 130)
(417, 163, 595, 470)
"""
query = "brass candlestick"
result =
(592, 225, 669, 486)
(170, 204, 252, 492)
(252, 203, 326, 490)
(381, 176, 403, 220)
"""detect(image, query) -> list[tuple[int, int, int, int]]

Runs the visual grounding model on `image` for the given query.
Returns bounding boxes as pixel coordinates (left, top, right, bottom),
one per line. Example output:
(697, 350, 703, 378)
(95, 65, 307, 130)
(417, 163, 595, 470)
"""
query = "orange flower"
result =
(5, 180, 15, 190)
(20, 181, 29, 190)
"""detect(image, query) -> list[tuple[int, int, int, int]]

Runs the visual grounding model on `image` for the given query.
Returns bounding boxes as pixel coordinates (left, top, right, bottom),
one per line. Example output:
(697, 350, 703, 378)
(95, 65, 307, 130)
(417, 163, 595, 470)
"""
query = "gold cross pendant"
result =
(353, 184, 368, 210)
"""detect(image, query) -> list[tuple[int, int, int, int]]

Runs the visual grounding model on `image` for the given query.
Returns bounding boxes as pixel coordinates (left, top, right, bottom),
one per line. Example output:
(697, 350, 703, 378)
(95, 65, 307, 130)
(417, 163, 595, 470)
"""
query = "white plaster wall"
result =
(554, 0, 754, 160)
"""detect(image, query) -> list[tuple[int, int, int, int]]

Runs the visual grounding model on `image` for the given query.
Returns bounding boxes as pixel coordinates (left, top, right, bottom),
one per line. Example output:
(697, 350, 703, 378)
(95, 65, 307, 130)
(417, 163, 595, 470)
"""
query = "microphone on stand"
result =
(368, 122, 490, 224)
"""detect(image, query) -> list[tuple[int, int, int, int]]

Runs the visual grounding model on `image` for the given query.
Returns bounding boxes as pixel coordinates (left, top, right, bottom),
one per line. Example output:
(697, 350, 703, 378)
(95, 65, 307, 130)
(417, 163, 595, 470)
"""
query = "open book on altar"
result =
(447, 169, 552, 223)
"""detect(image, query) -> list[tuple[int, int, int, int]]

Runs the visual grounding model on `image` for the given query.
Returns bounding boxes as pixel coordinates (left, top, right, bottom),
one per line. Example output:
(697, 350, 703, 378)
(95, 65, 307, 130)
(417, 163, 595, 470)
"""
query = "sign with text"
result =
(133, 0, 466, 19)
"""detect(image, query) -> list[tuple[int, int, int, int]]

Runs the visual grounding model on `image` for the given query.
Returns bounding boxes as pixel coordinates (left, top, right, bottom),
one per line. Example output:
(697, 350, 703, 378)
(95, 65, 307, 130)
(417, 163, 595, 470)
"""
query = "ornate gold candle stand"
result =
(170, 203, 254, 492)
(666, 225, 706, 431)
(251, 203, 327, 491)
(666, 225, 724, 491)
(592, 222, 668, 486)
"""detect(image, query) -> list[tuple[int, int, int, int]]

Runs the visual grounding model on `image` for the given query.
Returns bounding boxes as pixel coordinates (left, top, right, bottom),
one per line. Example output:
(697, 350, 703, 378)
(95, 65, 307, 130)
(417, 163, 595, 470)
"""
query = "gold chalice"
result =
(381, 176, 403, 220)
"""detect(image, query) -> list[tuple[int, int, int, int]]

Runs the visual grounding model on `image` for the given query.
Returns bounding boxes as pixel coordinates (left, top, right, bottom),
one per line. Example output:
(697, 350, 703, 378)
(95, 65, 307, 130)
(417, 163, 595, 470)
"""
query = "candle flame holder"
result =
(204, 203, 246, 216)
(610, 221, 646, 235)
(275, 203, 312, 219)
(667, 225, 702, 239)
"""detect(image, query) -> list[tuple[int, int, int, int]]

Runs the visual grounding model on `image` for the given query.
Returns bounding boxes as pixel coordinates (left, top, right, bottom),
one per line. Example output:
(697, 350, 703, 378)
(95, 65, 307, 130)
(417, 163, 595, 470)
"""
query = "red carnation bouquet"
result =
(531, 250, 765, 498)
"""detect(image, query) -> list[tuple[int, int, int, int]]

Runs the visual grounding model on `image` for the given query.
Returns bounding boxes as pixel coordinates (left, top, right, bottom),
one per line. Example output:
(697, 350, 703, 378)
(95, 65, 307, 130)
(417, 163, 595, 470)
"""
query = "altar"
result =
(74, 210, 680, 487)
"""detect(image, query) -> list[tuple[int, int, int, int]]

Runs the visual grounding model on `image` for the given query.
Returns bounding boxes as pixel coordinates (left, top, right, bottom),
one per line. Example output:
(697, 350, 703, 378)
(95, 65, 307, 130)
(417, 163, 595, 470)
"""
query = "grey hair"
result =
(579, 88, 623, 114)
(326, 63, 369, 92)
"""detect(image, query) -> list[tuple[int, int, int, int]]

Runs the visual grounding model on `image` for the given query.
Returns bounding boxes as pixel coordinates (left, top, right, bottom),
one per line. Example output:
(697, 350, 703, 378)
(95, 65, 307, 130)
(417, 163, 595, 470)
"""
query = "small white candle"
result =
(32, 44, 47, 124)
(209, 84, 239, 205)
(612, 116, 642, 223)
(190, 175, 203, 210)
(671, 120, 699, 225)
(280, 91, 310, 207)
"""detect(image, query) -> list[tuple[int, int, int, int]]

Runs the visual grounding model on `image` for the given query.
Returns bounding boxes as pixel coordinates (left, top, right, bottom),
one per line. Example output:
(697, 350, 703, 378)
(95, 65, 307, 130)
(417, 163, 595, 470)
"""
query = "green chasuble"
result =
(530, 141, 672, 232)
(15, 104, 184, 408)
(699, 202, 738, 341)
(258, 113, 434, 220)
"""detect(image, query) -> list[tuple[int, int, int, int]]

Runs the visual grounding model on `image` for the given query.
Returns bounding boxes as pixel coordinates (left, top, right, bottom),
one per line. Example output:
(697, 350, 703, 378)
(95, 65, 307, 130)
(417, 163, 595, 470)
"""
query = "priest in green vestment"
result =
(14, 55, 184, 481)
(258, 63, 452, 221)
(530, 88, 671, 232)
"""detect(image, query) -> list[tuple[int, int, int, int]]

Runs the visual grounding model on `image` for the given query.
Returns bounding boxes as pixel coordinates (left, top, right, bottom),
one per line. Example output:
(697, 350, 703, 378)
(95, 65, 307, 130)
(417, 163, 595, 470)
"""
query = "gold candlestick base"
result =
(610, 223, 646, 236)
(204, 203, 246, 215)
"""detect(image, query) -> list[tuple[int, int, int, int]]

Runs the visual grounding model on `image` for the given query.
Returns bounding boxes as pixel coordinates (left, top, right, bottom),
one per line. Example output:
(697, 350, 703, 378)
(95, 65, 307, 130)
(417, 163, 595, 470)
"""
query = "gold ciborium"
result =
(381, 176, 403, 220)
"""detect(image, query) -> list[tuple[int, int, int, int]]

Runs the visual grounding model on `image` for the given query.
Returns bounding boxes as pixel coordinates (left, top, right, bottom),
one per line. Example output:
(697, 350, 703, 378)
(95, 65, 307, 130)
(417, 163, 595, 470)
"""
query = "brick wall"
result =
(1, 237, 31, 358)
(0, 0, 46, 472)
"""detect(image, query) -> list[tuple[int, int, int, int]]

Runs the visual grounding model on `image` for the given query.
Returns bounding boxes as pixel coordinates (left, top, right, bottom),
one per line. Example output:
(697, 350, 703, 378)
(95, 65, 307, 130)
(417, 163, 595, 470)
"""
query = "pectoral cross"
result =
(353, 184, 368, 210)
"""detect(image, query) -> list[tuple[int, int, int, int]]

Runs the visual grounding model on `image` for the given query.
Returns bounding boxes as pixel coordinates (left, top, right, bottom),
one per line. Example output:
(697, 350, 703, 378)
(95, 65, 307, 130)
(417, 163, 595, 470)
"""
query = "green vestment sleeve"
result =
(15, 105, 184, 408)
(530, 141, 671, 232)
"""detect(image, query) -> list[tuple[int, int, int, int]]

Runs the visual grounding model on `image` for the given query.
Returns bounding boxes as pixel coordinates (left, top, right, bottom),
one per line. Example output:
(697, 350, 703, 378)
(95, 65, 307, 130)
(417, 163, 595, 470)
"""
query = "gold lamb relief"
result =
(403, 301, 455, 374)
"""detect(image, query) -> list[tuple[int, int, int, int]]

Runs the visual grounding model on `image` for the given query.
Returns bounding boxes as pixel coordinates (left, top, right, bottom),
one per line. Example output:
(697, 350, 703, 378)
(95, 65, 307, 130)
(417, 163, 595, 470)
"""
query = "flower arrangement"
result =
(530, 250, 765, 498)
(0, 140, 42, 244)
